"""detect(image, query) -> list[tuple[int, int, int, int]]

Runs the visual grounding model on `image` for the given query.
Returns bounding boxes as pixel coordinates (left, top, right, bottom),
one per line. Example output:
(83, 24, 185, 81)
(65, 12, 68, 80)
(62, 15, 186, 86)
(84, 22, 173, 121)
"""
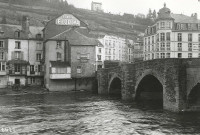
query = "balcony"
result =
(0, 71, 6, 75)
(50, 73, 71, 79)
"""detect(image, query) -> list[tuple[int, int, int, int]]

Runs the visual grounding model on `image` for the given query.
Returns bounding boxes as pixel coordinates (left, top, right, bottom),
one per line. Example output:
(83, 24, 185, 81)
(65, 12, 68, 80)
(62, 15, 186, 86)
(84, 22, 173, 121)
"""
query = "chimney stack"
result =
(21, 15, 30, 34)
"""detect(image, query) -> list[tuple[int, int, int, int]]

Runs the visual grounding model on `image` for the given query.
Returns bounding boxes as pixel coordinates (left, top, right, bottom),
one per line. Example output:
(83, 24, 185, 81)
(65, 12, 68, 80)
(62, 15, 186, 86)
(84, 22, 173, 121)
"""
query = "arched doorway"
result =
(135, 75, 163, 103)
(188, 83, 200, 106)
(109, 77, 121, 97)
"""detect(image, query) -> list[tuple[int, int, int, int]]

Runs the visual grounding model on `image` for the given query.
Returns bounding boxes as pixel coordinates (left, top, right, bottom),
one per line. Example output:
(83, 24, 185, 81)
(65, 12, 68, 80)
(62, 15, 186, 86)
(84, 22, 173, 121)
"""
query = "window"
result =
(14, 64, 21, 72)
(161, 22, 165, 28)
(156, 43, 159, 51)
(14, 51, 22, 59)
(166, 53, 170, 58)
(188, 34, 192, 42)
(15, 41, 21, 49)
(152, 36, 154, 44)
(199, 53, 200, 58)
(98, 48, 101, 54)
(30, 65, 34, 72)
(97, 55, 101, 61)
(0, 62, 6, 71)
(198, 24, 200, 30)
(188, 53, 192, 58)
(56, 41, 62, 48)
(188, 43, 192, 51)
(77, 66, 82, 73)
(167, 22, 171, 28)
(109, 49, 111, 55)
(113, 49, 115, 55)
(157, 34, 159, 42)
(188, 24, 192, 29)
(148, 37, 150, 44)
(178, 53, 182, 58)
(160, 43, 165, 51)
(36, 34, 42, 39)
(166, 32, 170, 41)
(161, 53, 165, 58)
(178, 33, 182, 41)
(36, 53, 42, 61)
(57, 52, 61, 61)
(160, 33, 165, 41)
(36, 42, 42, 50)
(38, 65, 41, 72)
(0, 52, 4, 60)
(178, 43, 182, 51)
(156, 53, 159, 58)
(0, 41, 4, 48)
(15, 31, 20, 38)
(167, 42, 170, 51)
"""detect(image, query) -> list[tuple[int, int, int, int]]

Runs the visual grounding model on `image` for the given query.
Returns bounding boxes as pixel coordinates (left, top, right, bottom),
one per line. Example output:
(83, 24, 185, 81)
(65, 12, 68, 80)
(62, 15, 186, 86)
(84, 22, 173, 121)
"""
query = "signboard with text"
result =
(55, 14, 80, 26)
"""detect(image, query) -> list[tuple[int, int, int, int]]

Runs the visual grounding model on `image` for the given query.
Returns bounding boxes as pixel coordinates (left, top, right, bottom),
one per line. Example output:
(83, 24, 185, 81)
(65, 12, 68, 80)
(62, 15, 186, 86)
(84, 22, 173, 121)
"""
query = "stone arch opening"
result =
(188, 83, 200, 106)
(135, 75, 163, 102)
(109, 77, 121, 97)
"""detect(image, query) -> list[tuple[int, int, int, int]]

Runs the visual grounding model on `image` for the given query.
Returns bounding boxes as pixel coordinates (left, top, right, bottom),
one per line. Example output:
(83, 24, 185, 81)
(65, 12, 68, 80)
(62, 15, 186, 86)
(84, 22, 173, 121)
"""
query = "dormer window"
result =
(36, 34, 42, 39)
(188, 23, 192, 30)
(161, 22, 165, 29)
(15, 30, 20, 38)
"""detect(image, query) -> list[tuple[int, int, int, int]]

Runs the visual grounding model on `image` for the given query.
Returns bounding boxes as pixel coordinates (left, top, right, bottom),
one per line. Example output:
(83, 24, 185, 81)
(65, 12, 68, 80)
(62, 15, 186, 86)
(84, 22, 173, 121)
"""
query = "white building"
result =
(91, 1, 103, 12)
(144, 3, 200, 61)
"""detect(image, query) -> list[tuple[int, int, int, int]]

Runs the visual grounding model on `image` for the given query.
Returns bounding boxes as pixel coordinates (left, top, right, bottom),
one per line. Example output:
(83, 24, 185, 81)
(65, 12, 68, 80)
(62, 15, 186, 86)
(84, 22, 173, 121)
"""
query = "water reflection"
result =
(0, 91, 200, 134)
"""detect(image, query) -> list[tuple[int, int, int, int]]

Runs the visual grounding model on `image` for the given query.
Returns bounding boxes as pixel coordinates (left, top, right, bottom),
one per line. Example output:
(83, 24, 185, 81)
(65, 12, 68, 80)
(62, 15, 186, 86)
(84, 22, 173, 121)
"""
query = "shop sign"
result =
(55, 14, 80, 26)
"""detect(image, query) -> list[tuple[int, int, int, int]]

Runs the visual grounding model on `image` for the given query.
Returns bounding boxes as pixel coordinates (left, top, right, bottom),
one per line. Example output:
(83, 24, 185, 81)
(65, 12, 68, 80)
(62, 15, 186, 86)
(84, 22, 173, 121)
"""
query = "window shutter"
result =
(21, 52, 24, 60)
(35, 65, 38, 72)
(11, 51, 14, 60)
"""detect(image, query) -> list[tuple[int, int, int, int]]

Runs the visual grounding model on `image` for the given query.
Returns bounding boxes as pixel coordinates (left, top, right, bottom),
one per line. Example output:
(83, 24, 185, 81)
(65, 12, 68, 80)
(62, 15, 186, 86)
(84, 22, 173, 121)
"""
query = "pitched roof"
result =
(50, 28, 98, 46)
(0, 24, 43, 39)
(171, 14, 200, 23)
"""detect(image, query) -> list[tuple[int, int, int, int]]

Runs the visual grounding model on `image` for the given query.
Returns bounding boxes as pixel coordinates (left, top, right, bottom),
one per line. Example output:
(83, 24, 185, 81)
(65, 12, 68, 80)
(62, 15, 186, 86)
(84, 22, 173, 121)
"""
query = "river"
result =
(0, 91, 200, 135)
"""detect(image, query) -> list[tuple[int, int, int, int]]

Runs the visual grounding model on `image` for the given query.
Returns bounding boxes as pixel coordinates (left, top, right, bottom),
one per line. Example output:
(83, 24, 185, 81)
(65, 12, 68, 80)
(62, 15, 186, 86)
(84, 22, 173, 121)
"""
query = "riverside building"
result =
(144, 3, 200, 61)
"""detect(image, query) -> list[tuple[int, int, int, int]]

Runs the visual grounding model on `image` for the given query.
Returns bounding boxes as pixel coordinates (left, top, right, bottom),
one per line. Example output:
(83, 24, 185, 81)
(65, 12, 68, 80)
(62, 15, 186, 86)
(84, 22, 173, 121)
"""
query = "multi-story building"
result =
(91, 1, 103, 12)
(98, 34, 128, 62)
(43, 13, 98, 91)
(144, 3, 200, 61)
(0, 16, 44, 87)
(133, 38, 144, 62)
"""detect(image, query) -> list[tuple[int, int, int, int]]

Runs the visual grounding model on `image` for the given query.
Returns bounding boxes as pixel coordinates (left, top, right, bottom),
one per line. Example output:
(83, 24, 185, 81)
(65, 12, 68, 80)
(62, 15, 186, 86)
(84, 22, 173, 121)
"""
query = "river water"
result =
(0, 91, 200, 135)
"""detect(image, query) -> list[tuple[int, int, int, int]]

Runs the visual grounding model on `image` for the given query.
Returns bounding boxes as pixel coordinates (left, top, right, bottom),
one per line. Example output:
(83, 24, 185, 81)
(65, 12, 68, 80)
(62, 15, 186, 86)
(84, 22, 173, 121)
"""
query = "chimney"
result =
(21, 16, 30, 33)
(194, 13, 198, 19)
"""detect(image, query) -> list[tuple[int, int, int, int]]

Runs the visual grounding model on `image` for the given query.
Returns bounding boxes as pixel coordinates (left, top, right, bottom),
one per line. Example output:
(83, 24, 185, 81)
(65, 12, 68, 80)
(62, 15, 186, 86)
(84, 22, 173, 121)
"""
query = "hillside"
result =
(0, 1, 153, 39)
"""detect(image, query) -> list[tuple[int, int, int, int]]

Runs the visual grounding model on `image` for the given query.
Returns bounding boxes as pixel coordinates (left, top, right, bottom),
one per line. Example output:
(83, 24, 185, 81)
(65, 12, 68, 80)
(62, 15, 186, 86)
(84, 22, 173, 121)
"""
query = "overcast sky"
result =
(67, 0, 200, 18)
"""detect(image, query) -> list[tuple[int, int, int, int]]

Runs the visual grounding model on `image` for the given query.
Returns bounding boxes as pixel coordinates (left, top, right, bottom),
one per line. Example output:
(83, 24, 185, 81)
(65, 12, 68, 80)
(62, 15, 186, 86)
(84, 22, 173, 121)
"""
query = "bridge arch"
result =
(135, 69, 164, 101)
(188, 83, 200, 106)
(108, 74, 122, 97)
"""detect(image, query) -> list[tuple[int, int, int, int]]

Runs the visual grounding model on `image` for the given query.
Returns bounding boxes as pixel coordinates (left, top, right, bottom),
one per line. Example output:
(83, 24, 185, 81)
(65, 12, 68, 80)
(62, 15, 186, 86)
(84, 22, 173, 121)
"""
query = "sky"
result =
(67, 0, 200, 18)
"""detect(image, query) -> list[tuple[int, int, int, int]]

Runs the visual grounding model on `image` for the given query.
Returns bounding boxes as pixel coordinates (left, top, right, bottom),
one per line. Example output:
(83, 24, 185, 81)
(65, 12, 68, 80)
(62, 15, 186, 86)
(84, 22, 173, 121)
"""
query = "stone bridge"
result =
(97, 59, 200, 112)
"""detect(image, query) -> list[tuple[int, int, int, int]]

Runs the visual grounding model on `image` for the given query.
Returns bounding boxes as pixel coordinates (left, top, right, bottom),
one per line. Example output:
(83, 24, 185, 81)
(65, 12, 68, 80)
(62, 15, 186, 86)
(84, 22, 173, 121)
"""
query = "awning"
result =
(7, 60, 30, 65)
(50, 61, 70, 67)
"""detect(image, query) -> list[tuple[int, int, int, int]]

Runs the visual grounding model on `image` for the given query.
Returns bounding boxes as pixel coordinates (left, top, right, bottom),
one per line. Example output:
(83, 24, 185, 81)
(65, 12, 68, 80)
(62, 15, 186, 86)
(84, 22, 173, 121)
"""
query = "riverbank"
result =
(0, 86, 49, 95)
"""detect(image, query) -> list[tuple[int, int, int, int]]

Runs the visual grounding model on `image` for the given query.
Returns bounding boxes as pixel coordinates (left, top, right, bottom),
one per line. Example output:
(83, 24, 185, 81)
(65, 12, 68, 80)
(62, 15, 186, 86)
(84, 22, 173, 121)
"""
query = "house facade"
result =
(0, 16, 44, 87)
(44, 14, 98, 91)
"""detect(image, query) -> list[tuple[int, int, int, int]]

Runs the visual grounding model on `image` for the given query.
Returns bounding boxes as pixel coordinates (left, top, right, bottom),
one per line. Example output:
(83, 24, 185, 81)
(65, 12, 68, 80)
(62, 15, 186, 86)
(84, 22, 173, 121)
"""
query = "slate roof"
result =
(0, 24, 44, 39)
(50, 28, 99, 46)
(171, 14, 200, 23)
